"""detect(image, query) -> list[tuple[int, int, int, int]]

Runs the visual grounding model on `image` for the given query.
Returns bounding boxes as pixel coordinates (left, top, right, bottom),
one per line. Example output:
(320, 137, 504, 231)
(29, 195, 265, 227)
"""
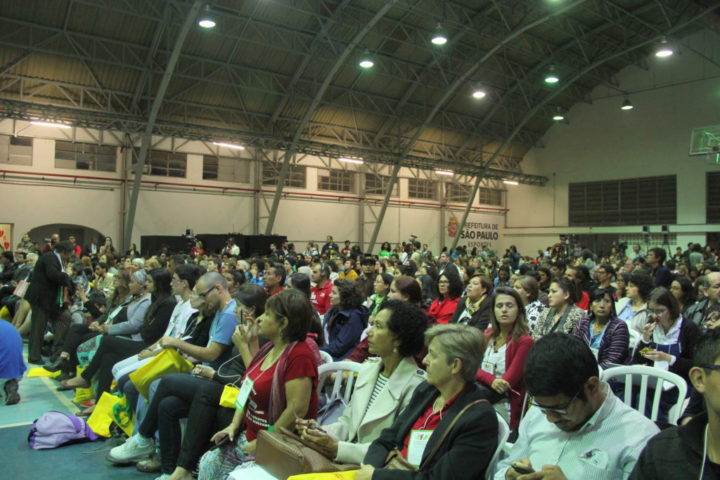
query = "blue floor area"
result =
(0, 345, 154, 480)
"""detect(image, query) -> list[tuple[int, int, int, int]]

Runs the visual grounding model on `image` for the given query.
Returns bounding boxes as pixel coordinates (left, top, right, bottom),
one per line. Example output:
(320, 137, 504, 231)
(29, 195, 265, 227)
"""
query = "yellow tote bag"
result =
(87, 392, 125, 437)
(129, 348, 194, 399)
(73, 366, 94, 403)
(288, 472, 358, 480)
(219, 385, 240, 408)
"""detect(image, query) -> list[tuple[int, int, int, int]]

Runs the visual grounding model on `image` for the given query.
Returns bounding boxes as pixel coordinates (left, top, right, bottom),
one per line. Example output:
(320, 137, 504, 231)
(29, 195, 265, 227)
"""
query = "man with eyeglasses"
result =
(495, 333, 658, 480)
(592, 264, 616, 299)
(630, 328, 720, 479)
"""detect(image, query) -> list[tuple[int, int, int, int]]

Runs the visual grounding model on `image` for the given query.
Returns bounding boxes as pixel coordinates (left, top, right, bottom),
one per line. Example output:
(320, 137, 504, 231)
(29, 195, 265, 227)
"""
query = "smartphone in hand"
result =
(511, 461, 535, 475)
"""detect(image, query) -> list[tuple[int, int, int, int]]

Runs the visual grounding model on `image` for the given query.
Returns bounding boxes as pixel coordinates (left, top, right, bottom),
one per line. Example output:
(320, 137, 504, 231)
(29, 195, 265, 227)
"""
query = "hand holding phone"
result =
(511, 461, 535, 475)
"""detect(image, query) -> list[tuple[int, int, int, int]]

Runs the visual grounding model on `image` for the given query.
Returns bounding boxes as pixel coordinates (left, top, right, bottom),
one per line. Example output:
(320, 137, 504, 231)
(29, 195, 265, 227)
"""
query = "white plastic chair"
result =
(486, 412, 511, 480)
(600, 364, 687, 424)
(317, 361, 363, 404)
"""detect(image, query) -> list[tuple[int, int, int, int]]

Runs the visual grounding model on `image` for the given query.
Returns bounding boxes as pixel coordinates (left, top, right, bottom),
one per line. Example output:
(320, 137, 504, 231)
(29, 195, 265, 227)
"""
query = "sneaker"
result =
(136, 453, 162, 473)
(4, 379, 20, 405)
(107, 435, 155, 464)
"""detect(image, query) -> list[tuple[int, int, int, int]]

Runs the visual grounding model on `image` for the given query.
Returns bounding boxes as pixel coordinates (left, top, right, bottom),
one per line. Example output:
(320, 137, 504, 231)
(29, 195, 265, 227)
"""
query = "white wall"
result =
(507, 29, 720, 254)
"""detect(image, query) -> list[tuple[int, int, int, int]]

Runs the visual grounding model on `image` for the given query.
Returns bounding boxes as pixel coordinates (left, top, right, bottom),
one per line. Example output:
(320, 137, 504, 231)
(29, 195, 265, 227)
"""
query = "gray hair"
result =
(425, 323, 485, 383)
(200, 271, 228, 290)
(131, 269, 148, 285)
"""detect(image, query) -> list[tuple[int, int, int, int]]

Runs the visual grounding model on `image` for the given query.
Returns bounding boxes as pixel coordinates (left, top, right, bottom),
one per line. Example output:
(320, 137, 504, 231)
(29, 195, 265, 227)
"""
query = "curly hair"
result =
(380, 300, 428, 357)
(333, 279, 364, 310)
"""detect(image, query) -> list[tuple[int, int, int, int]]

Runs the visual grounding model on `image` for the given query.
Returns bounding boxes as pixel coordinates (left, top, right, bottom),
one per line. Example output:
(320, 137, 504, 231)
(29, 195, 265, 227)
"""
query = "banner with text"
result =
(445, 211, 503, 252)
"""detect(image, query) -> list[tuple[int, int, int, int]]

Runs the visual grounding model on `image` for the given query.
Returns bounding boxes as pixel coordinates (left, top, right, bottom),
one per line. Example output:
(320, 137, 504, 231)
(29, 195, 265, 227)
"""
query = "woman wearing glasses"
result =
(428, 268, 463, 325)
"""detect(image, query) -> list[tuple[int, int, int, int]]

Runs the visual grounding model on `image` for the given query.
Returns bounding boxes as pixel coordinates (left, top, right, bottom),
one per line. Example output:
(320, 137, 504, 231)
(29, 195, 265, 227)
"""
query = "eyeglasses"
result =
(194, 285, 216, 298)
(529, 390, 581, 416)
(700, 364, 720, 372)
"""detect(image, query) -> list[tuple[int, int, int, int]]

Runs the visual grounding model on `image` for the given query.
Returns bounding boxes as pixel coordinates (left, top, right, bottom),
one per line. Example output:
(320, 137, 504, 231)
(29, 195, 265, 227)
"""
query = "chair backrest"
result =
(600, 364, 687, 424)
(317, 361, 364, 404)
(319, 350, 334, 365)
(486, 412, 511, 480)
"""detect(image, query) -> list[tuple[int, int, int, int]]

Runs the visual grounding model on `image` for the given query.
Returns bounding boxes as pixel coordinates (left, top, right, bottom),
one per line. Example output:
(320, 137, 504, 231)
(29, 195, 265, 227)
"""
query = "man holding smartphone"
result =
(495, 334, 658, 480)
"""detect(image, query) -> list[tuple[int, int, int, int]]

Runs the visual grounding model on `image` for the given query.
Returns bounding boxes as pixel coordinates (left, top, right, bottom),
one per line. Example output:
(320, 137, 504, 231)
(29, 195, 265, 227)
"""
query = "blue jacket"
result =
(321, 305, 369, 360)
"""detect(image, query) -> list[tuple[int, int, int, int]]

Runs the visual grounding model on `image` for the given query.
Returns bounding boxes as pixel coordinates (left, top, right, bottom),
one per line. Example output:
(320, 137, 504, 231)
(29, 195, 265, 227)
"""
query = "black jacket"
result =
(24, 251, 72, 313)
(363, 381, 498, 480)
(139, 295, 177, 344)
(450, 295, 492, 331)
(630, 413, 720, 479)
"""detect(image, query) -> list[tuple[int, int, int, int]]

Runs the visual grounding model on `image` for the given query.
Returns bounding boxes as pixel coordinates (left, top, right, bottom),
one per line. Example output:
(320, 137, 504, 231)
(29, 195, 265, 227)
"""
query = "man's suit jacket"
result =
(324, 356, 426, 464)
(364, 381, 498, 480)
(24, 251, 70, 313)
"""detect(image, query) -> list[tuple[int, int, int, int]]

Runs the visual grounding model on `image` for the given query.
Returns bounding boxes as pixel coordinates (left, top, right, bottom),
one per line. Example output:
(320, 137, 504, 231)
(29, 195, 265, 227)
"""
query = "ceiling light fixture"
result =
(213, 141, 245, 150)
(198, 5, 216, 28)
(552, 108, 565, 121)
(544, 65, 559, 84)
(30, 121, 71, 129)
(621, 97, 634, 111)
(472, 89, 486, 99)
(359, 49, 374, 69)
(431, 23, 448, 45)
(435, 169, 453, 176)
(503, 180, 519, 185)
(655, 37, 674, 58)
(339, 157, 364, 164)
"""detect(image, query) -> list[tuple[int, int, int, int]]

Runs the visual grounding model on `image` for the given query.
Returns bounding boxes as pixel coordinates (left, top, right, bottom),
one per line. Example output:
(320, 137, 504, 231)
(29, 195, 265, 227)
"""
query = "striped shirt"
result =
(366, 373, 389, 412)
(494, 383, 659, 480)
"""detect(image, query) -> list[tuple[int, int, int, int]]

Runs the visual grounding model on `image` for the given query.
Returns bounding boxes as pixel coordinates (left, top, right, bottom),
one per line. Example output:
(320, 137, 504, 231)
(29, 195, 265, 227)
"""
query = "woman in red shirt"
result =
(428, 268, 463, 324)
(198, 289, 321, 480)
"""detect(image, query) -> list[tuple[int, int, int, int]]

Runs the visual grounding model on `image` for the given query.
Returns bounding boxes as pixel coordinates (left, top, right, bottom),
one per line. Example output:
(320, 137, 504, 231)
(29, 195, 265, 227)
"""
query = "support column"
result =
(367, 162, 400, 253)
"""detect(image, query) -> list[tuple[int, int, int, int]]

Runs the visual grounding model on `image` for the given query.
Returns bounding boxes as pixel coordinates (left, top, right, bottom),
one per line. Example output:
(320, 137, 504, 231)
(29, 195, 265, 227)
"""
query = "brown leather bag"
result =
(383, 399, 487, 471)
(255, 427, 359, 480)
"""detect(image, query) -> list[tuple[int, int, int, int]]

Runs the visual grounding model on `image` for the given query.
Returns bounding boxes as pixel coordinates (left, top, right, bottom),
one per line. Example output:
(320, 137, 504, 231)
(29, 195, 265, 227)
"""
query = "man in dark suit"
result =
(24, 241, 75, 364)
(84, 235, 100, 258)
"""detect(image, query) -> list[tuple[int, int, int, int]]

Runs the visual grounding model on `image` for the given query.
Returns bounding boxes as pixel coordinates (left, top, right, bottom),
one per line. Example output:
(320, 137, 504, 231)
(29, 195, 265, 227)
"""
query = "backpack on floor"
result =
(28, 411, 99, 450)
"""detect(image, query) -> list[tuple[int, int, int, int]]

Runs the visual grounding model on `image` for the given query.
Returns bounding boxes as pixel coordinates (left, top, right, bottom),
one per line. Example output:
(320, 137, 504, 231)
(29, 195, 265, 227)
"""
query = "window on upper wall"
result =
(261, 162, 306, 188)
(364, 173, 398, 196)
(0, 135, 32, 165)
(446, 183, 473, 203)
(568, 175, 677, 226)
(55, 140, 116, 172)
(407, 177, 437, 200)
(128, 150, 187, 177)
(708, 172, 720, 223)
(318, 168, 354, 193)
(478, 187, 503, 206)
(203, 155, 250, 183)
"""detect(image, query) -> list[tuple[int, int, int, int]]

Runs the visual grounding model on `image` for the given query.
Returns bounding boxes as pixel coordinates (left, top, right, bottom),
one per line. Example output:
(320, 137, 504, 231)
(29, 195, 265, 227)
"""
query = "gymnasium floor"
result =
(0, 346, 151, 480)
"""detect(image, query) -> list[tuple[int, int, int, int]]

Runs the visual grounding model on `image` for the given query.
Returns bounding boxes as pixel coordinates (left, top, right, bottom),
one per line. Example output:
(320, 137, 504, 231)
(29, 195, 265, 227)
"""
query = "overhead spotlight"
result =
(503, 179, 519, 185)
(655, 37, 674, 58)
(197, 5, 216, 29)
(213, 141, 245, 150)
(431, 23, 448, 45)
(472, 89, 486, 99)
(339, 157, 363, 164)
(544, 65, 559, 84)
(435, 169, 453, 176)
(358, 49, 374, 69)
(30, 120, 71, 129)
(621, 97, 634, 111)
(552, 108, 565, 121)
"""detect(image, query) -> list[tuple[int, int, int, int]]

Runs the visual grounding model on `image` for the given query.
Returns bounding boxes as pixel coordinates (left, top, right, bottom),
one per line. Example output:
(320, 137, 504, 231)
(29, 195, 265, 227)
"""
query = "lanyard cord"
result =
(699, 423, 709, 480)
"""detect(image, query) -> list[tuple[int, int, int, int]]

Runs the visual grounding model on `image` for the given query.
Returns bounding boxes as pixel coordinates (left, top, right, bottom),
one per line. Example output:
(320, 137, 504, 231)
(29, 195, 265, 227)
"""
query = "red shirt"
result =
(311, 281, 333, 315)
(243, 341, 319, 441)
(575, 291, 590, 311)
(400, 390, 462, 460)
(266, 285, 284, 297)
(428, 296, 460, 324)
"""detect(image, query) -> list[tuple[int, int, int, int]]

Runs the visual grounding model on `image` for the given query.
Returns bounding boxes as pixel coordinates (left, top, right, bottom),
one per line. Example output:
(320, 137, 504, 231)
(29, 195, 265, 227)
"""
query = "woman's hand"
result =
(299, 426, 339, 459)
(642, 321, 656, 343)
(158, 336, 178, 349)
(137, 348, 156, 360)
(242, 440, 257, 455)
(355, 465, 375, 480)
(192, 365, 216, 379)
(210, 423, 239, 444)
(88, 321, 101, 332)
(491, 378, 510, 394)
(642, 350, 672, 363)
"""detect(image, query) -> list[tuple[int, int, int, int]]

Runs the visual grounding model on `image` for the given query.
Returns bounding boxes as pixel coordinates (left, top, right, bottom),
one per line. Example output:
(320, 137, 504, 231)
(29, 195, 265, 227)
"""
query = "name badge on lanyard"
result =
(481, 361, 496, 375)
(407, 429, 433, 467)
(234, 377, 254, 413)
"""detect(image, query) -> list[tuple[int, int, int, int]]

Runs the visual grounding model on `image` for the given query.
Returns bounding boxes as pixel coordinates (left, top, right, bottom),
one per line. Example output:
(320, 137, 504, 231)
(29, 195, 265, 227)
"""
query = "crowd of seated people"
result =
(2, 233, 720, 478)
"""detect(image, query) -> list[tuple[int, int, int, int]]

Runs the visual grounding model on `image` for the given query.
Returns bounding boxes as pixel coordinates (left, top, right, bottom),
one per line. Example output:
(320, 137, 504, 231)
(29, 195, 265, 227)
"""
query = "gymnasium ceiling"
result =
(0, 0, 718, 182)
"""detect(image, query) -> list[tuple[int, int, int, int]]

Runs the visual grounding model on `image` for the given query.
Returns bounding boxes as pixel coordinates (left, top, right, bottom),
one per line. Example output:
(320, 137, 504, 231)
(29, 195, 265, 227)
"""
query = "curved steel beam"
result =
(449, 2, 720, 251)
(123, 0, 202, 249)
(264, 0, 399, 235)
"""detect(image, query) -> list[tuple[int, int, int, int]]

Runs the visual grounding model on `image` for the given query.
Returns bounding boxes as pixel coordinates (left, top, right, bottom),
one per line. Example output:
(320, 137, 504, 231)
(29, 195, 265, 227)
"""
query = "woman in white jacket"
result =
(296, 300, 428, 464)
